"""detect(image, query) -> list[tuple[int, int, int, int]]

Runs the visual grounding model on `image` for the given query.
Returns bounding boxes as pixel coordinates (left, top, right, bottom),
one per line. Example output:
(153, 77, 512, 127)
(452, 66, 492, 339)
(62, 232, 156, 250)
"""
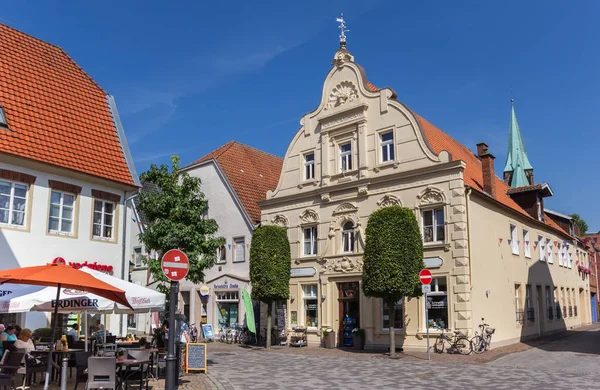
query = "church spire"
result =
(503, 99, 534, 187)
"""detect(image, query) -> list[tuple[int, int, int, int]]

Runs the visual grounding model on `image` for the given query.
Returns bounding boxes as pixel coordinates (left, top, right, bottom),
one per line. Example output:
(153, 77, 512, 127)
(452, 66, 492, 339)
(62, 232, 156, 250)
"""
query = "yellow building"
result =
(259, 41, 591, 350)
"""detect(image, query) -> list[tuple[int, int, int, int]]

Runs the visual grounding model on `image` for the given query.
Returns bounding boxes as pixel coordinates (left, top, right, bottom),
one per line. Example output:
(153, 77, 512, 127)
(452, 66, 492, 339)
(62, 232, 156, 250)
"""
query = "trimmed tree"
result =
(249, 225, 291, 349)
(136, 155, 224, 297)
(570, 213, 589, 235)
(362, 206, 424, 357)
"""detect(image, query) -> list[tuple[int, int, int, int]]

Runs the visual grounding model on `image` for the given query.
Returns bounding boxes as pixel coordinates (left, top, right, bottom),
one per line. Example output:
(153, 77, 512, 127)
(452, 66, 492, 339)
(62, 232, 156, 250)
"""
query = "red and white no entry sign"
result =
(419, 269, 433, 285)
(161, 249, 189, 282)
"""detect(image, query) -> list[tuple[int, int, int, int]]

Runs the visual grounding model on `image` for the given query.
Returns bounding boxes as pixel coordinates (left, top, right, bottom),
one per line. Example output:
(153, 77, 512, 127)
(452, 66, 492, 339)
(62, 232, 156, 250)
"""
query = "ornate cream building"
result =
(259, 41, 591, 350)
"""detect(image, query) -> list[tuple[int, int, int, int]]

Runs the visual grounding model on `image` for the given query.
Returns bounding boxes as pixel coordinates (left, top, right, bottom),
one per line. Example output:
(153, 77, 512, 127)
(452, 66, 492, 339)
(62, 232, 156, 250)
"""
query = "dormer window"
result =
(0, 107, 7, 128)
(340, 143, 352, 172)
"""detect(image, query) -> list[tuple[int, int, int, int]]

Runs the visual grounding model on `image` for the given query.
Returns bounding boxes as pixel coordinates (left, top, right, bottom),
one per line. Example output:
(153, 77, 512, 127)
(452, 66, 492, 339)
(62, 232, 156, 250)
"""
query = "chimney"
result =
(476, 142, 496, 198)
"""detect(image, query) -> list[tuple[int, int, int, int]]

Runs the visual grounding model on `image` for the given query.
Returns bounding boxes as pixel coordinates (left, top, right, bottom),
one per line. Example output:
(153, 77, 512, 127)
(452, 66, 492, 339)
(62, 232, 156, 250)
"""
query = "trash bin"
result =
(323, 329, 335, 349)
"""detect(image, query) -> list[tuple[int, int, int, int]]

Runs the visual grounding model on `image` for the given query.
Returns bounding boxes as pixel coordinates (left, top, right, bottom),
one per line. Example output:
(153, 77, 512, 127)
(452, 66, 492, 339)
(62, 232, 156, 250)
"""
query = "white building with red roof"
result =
(0, 23, 139, 336)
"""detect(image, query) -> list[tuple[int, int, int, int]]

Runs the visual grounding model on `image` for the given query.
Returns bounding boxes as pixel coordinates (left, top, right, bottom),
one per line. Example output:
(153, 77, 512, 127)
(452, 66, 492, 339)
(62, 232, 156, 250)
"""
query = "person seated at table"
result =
(14, 325, 21, 339)
(0, 325, 17, 353)
(92, 324, 111, 342)
(67, 323, 80, 340)
(14, 328, 45, 366)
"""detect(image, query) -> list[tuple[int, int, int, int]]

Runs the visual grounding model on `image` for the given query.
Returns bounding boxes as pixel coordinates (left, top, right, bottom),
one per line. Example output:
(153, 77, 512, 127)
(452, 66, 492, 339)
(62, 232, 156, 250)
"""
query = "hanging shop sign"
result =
(291, 267, 317, 278)
(424, 257, 443, 269)
(199, 285, 210, 297)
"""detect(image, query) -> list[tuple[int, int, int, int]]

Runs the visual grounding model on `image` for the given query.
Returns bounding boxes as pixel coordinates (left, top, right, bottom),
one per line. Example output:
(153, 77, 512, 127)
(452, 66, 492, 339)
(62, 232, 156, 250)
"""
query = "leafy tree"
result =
(136, 155, 223, 297)
(570, 213, 589, 235)
(249, 225, 291, 349)
(362, 206, 424, 357)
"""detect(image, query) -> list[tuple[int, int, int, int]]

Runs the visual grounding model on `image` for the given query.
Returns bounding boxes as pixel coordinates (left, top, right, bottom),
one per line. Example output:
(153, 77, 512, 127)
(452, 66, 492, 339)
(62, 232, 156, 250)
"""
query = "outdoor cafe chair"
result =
(73, 351, 91, 390)
(18, 347, 48, 388)
(0, 351, 25, 390)
(124, 350, 150, 390)
(86, 357, 116, 390)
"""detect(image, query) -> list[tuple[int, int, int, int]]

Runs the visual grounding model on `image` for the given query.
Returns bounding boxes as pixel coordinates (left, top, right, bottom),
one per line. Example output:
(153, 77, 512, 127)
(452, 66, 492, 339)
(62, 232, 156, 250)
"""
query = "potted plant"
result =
(117, 349, 126, 361)
(352, 328, 365, 350)
(322, 328, 335, 349)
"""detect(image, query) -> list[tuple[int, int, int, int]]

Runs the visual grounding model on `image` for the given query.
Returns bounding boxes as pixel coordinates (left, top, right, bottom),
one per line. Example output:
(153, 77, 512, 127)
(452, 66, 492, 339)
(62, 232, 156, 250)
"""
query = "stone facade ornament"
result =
(271, 214, 289, 228)
(377, 194, 402, 208)
(299, 208, 319, 224)
(319, 256, 363, 274)
(321, 193, 331, 202)
(333, 202, 358, 214)
(417, 186, 445, 205)
(357, 186, 368, 196)
(325, 81, 358, 110)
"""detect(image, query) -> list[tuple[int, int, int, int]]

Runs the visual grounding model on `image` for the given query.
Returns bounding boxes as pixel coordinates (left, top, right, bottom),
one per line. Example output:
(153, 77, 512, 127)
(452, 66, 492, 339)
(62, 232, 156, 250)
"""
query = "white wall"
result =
(0, 159, 134, 336)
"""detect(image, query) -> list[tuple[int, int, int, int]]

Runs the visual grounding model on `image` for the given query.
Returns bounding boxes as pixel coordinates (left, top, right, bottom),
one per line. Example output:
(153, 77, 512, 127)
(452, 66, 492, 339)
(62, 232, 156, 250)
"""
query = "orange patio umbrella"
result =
(0, 262, 132, 390)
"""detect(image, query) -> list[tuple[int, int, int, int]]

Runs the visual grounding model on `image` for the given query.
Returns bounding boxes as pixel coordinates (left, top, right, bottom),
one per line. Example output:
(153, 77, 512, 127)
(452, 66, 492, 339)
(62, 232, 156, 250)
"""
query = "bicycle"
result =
(433, 326, 472, 355)
(471, 318, 495, 354)
(236, 325, 249, 344)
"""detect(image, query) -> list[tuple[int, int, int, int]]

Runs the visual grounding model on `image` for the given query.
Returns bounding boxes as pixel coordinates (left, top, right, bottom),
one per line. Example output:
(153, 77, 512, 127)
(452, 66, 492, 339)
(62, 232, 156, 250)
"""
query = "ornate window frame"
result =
(298, 209, 319, 259)
(415, 186, 448, 249)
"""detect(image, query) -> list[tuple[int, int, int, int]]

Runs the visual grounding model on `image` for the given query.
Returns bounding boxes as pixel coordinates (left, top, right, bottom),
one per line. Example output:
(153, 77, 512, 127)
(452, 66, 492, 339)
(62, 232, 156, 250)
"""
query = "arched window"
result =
(342, 221, 355, 253)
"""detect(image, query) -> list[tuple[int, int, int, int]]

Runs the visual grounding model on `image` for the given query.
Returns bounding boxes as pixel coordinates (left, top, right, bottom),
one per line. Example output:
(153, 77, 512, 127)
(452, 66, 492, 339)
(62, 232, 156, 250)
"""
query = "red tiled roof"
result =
(187, 141, 283, 223)
(415, 114, 571, 237)
(0, 24, 135, 186)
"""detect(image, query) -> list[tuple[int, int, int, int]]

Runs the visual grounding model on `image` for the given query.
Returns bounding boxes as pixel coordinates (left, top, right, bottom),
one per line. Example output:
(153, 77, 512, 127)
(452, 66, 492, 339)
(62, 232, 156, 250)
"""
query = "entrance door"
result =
(338, 282, 360, 347)
(592, 293, 598, 323)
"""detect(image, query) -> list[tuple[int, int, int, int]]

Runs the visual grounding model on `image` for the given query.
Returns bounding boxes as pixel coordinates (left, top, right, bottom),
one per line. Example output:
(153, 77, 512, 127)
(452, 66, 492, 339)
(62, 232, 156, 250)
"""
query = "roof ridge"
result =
(233, 141, 283, 160)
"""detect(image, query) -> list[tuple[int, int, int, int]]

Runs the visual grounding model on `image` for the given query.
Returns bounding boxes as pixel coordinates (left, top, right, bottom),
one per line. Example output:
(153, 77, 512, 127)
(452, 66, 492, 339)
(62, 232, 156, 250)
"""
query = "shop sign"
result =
(291, 267, 316, 278)
(213, 283, 239, 290)
(424, 257, 443, 269)
(52, 257, 114, 273)
(426, 296, 447, 309)
(199, 285, 210, 297)
(51, 298, 99, 309)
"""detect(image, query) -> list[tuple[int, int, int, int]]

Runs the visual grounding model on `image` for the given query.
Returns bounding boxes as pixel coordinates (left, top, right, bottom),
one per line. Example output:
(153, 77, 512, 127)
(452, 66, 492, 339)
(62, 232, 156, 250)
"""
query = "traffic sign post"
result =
(420, 269, 432, 361)
(162, 249, 190, 390)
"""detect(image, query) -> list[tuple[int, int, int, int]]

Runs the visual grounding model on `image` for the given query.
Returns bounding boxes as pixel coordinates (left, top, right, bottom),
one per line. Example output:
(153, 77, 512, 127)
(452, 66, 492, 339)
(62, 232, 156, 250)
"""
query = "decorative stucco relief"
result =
(318, 256, 363, 274)
(416, 186, 446, 205)
(325, 81, 358, 110)
(332, 202, 358, 214)
(299, 208, 319, 224)
(271, 214, 288, 228)
(377, 194, 402, 208)
(321, 111, 366, 131)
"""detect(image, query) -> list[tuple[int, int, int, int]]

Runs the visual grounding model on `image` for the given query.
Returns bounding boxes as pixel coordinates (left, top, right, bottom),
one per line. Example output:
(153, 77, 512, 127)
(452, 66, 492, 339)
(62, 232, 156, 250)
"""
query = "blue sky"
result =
(2, 1, 599, 231)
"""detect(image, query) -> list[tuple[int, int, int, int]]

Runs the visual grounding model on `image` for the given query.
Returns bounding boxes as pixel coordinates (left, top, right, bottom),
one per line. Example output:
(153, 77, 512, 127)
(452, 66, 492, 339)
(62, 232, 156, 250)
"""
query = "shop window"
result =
(92, 199, 115, 240)
(127, 313, 138, 328)
(422, 208, 445, 243)
(133, 247, 143, 268)
(339, 142, 352, 172)
(515, 284, 523, 324)
(48, 190, 75, 235)
(382, 299, 403, 330)
(545, 286, 553, 320)
(303, 226, 317, 256)
(525, 285, 534, 323)
(304, 152, 315, 180)
(523, 230, 531, 258)
(510, 224, 519, 255)
(380, 131, 394, 163)
(555, 287, 562, 319)
(341, 221, 355, 253)
(426, 277, 448, 330)
(538, 235, 545, 262)
(216, 291, 239, 328)
(302, 284, 318, 328)
(546, 239, 553, 264)
(0, 180, 28, 227)
(233, 237, 245, 262)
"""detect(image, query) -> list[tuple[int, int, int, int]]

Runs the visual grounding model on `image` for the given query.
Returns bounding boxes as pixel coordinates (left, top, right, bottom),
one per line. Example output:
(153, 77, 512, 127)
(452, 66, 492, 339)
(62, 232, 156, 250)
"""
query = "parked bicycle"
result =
(236, 325, 249, 344)
(433, 326, 472, 355)
(471, 318, 495, 354)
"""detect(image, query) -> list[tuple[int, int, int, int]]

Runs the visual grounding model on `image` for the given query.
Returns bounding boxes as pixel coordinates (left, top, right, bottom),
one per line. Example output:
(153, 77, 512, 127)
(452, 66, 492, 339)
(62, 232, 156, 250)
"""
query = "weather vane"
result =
(336, 14, 349, 47)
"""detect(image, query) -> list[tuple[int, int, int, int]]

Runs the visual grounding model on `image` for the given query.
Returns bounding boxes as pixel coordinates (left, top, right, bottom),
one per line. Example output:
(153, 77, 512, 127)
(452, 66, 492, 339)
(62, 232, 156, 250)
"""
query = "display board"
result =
(185, 343, 207, 373)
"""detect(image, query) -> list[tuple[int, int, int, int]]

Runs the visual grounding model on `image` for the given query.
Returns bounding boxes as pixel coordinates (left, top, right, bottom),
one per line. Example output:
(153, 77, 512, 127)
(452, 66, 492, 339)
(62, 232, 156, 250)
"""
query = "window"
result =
(92, 199, 114, 240)
(127, 313, 137, 328)
(303, 226, 317, 256)
(566, 248, 572, 269)
(0, 180, 27, 227)
(217, 245, 226, 264)
(538, 235, 545, 262)
(48, 190, 75, 234)
(382, 299, 404, 330)
(340, 143, 352, 172)
(0, 106, 7, 127)
(510, 224, 519, 255)
(426, 277, 448, 330)
(233, 237, 245, 262)
(555, 287, 561, 319)
(133, 247, 143, 268)
(546, 239, 553, 264)
(523, 230, 531, 258)
(380, 131, 394, 162)
(422, 208, 445, 243)
(304, 152, 315, 180)
(216, 291, 239, 328)
(525, 285, 534, 322)
(545, 286, 553, 320)
(341, 221, 355, 253)
(515, 284, 524, 324)
(302, 284, 318, 328)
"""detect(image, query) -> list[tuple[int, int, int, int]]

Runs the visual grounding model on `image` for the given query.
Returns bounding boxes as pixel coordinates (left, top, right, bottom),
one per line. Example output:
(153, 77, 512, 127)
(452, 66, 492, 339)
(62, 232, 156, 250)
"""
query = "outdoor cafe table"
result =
(116, 358, 151, 390)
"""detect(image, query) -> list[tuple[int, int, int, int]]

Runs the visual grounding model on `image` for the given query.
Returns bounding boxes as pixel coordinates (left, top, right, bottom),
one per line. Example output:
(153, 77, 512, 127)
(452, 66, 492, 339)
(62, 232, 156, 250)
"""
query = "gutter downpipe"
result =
(120, 191, 139, 336)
